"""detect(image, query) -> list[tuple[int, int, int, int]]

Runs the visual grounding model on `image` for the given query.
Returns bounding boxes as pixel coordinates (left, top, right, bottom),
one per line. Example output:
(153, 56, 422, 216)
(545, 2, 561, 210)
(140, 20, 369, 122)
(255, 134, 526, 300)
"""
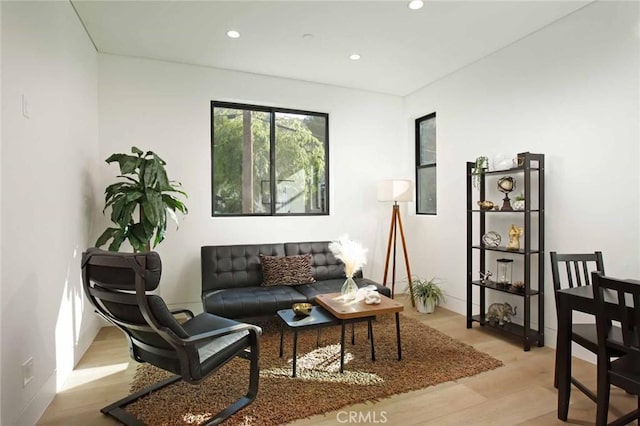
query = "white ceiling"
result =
(72, 0, 592, 96)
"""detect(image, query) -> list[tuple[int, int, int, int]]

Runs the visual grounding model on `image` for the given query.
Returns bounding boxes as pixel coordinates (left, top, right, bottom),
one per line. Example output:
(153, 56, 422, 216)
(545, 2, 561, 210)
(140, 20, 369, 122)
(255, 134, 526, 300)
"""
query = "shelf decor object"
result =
(507, 224, 524, 250)
(482, 231, 501, 247)
(497, 176, 515, 211)
(378, 179, 414, 305)
(466, 152, 545, 351)
(496, 258, 513, 287)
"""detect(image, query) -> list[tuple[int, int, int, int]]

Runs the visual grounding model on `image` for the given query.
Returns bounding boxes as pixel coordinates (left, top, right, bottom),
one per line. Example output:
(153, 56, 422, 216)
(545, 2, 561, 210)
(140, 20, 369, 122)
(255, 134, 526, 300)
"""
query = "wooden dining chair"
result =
(591, 272, 640, 426)
(550, 251, 611, 401)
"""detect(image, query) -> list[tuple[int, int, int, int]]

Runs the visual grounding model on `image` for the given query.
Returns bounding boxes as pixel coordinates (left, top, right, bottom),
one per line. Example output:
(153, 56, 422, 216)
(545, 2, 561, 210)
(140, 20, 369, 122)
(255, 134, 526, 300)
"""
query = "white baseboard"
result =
(19, 370, 57, 426)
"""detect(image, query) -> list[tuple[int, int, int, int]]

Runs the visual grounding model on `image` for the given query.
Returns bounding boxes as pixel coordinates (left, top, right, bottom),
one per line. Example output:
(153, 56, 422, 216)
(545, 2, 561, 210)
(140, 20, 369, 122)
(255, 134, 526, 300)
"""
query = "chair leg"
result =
(204, 329, 260, 425)
(101, 374, 182, 426)
(104, 332, 260, 426)
(595, 371, 610, 426)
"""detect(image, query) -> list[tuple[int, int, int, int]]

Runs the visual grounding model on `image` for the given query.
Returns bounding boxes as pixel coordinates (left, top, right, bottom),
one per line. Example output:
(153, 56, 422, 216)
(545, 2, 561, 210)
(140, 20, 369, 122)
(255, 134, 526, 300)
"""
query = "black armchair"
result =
(81, 248, 260, 425)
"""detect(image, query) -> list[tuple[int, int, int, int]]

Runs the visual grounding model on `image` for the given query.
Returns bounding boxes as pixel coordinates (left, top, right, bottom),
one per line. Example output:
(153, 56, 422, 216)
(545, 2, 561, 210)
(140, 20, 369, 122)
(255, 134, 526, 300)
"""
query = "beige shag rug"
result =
(126, 314, 501, 425)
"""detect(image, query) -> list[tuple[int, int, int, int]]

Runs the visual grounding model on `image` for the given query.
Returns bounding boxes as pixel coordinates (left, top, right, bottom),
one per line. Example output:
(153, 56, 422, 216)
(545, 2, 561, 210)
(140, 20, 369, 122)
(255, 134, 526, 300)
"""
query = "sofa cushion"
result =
(202, 286, 308, 319)
(294, 277, 392, 301)
(285, 241, 362, 281)
(260, 254, 316, 286)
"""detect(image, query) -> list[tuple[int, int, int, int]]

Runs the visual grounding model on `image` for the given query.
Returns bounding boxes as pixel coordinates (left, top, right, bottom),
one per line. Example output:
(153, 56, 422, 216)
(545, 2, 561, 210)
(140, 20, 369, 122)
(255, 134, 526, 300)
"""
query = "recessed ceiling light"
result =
(302, 33, 314, 40)
(226, 30, 240, 39)
(349, 53, 361, 61)
(408, 0, 424, 10)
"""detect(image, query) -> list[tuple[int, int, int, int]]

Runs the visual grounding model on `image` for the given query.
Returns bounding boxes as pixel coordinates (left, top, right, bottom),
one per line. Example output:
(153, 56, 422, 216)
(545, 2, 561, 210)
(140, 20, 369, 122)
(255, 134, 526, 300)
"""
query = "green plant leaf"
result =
(163, 184, 188, 197)
(153, 225, 166, 248)
(125, 191, 143, 202)
(116, 175, 140, 185)
(95, 227, 119, 248)
(128, 223, 150, 251)
(104, 182, 128, 200)
(120, 202, 137, 227)
(107, 153, 140, 175)
(131, 146, 143, 156)
(105, 153, 125, 164)
(143, 158, 161, 188)
(110, 195, 127, 224)
(155, 164, 170, 189)
(148, 150, 166, 165)
(166, 205, 178, 226)
(107, 228, 127, 251)
(141, 199, 157, 225)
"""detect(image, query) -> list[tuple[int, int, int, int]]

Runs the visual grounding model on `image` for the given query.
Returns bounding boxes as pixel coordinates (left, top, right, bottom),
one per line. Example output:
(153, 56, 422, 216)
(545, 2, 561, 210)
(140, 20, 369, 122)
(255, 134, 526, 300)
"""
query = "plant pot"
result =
(416, 297, 436, 314)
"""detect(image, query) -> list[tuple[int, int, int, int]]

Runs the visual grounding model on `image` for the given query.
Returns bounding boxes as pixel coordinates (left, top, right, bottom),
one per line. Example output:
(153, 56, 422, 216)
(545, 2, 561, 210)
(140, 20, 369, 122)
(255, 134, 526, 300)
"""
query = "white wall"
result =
(97, 55, 405, 310)
(1, 2, 100, 425)
(404, 0, 640, 350)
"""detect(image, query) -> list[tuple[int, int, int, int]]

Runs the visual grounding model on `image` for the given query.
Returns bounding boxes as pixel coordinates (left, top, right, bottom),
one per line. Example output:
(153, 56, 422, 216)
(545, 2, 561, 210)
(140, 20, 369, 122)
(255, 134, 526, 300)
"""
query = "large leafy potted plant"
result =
(96, 147, 188, 252)
(410, 277, 445, 314)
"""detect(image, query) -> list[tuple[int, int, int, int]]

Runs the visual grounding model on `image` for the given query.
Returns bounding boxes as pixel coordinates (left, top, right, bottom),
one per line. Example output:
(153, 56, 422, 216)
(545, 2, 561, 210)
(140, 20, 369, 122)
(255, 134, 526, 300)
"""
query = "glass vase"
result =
(341, 276, 358, 301)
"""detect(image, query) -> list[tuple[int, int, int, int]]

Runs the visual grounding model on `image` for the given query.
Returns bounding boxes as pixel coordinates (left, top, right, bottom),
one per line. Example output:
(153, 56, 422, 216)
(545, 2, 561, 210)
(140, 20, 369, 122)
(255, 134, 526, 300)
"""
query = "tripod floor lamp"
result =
(378, 179, 415, 306)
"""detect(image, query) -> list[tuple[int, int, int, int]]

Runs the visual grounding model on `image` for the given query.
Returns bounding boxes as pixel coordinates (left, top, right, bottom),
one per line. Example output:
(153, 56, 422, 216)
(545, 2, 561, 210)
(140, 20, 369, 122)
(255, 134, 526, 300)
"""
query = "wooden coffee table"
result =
(315, 292, 404, 373)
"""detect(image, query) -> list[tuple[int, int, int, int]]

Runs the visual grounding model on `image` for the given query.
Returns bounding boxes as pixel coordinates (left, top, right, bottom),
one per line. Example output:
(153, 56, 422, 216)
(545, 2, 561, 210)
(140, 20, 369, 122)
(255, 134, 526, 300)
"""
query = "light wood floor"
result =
(37, 304, 638, 426)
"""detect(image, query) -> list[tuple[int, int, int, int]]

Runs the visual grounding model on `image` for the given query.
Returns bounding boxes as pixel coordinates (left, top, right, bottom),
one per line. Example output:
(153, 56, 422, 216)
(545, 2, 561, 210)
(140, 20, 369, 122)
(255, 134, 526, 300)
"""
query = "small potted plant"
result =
(513, 192, 525, 210)
(409, 277, 445, 314)
(472, 156, 488, 190)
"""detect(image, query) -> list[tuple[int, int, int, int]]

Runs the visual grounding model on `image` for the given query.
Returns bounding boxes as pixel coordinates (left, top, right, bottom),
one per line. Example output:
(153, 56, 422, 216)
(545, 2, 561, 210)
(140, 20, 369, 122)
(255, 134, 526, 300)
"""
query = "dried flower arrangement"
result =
(328, 235, 368, 278)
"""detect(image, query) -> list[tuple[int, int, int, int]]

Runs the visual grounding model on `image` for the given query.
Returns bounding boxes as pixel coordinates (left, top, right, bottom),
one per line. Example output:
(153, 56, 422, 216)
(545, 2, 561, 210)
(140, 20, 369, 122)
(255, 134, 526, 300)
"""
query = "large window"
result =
(415, 112, 436, 215)
(211, 101, 329, 216)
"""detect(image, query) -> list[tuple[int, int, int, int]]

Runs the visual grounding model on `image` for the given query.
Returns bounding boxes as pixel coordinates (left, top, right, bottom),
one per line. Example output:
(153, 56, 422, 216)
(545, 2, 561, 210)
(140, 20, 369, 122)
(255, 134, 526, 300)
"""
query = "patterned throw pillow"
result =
(260, 254, 316, 286)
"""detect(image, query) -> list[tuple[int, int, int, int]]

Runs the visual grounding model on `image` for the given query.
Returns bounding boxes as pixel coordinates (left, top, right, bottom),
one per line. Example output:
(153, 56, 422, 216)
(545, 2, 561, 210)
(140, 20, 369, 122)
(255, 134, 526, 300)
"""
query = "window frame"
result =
(415, 112, 437, 215)
(211, 100, 330, 217)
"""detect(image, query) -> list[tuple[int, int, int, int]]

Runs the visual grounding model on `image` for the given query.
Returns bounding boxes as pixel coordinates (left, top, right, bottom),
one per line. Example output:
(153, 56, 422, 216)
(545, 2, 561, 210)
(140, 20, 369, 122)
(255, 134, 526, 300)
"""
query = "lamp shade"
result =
(377, 179, 414, 202)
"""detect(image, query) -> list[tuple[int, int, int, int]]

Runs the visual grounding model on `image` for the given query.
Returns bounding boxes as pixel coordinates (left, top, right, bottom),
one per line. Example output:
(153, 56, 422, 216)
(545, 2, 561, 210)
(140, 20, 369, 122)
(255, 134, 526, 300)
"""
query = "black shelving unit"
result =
(466, 152, 545, 351)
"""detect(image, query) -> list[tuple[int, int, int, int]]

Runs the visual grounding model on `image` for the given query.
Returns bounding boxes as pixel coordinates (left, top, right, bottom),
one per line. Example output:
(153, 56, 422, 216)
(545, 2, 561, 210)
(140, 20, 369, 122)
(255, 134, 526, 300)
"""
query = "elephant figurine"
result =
(486, 302, 517, 326)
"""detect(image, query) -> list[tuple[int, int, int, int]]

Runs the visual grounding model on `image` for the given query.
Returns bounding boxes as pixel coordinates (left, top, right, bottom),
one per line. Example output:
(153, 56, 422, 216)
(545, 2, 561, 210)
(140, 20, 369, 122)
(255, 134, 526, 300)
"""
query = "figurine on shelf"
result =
(507, 224, 524, 250)
(479, 270, 493, 284)
(477, 200, 494, 210)
(486, 302, 517, 326)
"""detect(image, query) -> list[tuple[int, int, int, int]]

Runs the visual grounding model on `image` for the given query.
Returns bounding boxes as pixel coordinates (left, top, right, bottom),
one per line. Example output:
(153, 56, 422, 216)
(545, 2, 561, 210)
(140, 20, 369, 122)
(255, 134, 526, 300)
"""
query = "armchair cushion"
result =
(181, 313, 259, 376)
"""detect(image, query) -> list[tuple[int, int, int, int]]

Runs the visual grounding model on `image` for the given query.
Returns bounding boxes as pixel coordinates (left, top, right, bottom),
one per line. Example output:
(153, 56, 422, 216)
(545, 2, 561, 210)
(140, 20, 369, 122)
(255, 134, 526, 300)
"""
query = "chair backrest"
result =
(550, 251, 605, 292)
(591, 272, 640, 360)
(81, 248, 195, 377)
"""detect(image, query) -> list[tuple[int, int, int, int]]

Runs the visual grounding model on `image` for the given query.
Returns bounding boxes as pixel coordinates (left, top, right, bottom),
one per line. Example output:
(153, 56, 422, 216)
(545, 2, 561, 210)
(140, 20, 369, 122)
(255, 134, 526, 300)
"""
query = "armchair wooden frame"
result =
(81, 249, 260, 426)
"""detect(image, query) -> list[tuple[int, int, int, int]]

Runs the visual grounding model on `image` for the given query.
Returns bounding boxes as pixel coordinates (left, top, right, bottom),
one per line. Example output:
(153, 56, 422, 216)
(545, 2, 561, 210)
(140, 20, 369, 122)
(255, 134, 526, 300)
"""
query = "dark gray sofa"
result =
(201, 241, 391, 319)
